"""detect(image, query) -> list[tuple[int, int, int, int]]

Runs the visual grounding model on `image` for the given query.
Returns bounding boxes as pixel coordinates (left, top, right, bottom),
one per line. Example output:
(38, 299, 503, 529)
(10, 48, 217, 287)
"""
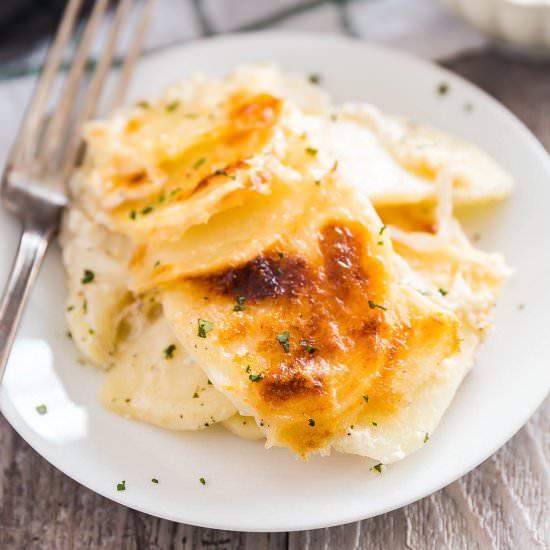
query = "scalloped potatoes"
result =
(62, 64, 511, 463)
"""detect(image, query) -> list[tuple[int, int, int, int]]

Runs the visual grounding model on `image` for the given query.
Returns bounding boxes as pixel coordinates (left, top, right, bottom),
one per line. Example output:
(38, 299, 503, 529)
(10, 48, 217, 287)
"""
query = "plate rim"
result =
(1, 30, 549, 532)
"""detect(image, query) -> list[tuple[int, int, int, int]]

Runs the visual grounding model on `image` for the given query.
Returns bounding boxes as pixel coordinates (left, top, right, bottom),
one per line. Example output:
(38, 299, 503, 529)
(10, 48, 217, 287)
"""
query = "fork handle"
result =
(0, 223, 54, 383)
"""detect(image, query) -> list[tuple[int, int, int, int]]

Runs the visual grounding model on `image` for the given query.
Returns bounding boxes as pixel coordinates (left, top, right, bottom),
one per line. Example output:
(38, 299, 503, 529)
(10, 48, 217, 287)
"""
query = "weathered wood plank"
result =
(1, 49, 549, 550)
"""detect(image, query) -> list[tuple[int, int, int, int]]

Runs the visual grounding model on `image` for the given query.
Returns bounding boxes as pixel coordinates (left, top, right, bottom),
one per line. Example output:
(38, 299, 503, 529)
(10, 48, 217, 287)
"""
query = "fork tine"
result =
(108, 0, 157, 112)
(11, 0, 83, 169)
(59, 0, 134, 179)
(39, 0, 111, 170)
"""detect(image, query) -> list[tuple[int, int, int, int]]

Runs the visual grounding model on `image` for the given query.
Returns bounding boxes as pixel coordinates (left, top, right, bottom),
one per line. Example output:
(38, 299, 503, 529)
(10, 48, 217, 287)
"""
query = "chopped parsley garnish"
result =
(82, 298, 88, 313)
(129, 209, 137, 220)
(170, 187, 182, 198)
(117, 480, 126, 491)
(299, 340, 316, 354)
(141, 205, 154, 215)
(66, 305, 74, 312)
(199, 477, 206, 486)
(88, 328, 95, 335)
(166, 100, 180, 112)
(314, 179, 321, 186)
(151, 478, 159, 484)
(36, 404, 47, 415)
(308, 418, 316, 427)
(157, 192, 165, 204)
(81, 269, 95, 284)
(249, 373, 264, 382)
(370, 463, 383, 473)
(233, 296, 246, 312)
(197, 319, 214, 338)
(192, 392, 199, 398)
(164, 344, 176, 359)
(245, 365, 252, 374)
(362, 395, 369, 403)
(278, 251, 285, 259)
(379, 225, 387, 236)
(193, 157, 206, 170)
(424, 433, 430, 444)
(214, 169, 229, 177)
(438, 288, 448, 296)
(153, 260, 161, 268)
(437, 82, 449, 96)
(276, 331, 290, 353)
(308, 74, 321, 84)
(368, 300, 387, 311)
(372, 421, 378, 426)
(305, 147, 318, 156)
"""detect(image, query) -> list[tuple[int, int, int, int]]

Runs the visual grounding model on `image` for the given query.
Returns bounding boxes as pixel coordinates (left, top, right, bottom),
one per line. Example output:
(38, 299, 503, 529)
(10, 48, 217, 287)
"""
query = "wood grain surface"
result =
(1, 49, 549, 550)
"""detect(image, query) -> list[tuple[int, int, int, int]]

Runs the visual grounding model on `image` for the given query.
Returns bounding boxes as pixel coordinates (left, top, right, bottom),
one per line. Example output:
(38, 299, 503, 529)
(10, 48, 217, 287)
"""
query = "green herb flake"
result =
(368, 300, 387, 311)
(193, 157, 206, 170)
(36, 404, 47, 415)
(164, 344, 176, 359)
(379, 225, 387, 236)
(249, 373, 264, 382)
(151, 478, 159, 484)
(308, 74, 321, 85)
(214, 169, 229, 177)
(117, 480, 126, 491)
(370, 463, 384, 474)
(170, 187, 182, 198)
(276, 331, 290, 353)
(438, 288, 448, 296)
(199, 477, 206, 486)
(81, 269, 95, 284)
(137, 101, 150, 109)
(437, 82, 449, 96)
(424, 432, 430, 444)
(82, 298, 88, 313)
(278, 251, 285, 259)
(166, 100, 180, 112)
(192, 392, 199, 399)
(141, 205, 154, 215)
(308, 418, 316, 427)
(129, 209, 137, 220)
(299, 340, 316, 354)
(305, 147, 318, 156)
(314, 179, 321, 186)
(372, 421, 378, 426)
(197, 319, 214, 338)
(88, 328, 95, 335)
(66, 305, 75, 312)
(245, 365, 252, 374)
(362, 395, 369, 404)
(233, 296, 246, 312)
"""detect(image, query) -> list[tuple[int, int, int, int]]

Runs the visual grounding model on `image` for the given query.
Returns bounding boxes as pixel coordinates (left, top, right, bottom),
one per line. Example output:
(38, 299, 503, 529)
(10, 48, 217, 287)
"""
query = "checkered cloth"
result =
(0, 0, 487, 168)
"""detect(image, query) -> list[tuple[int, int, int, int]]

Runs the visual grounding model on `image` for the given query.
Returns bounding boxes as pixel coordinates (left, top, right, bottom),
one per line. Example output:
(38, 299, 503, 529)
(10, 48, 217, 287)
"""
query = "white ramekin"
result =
(443, 0, 550, 56)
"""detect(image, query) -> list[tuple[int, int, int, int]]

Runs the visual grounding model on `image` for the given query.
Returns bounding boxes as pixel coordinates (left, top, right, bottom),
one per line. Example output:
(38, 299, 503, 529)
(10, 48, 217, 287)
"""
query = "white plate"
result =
(1, 32, 549, 532)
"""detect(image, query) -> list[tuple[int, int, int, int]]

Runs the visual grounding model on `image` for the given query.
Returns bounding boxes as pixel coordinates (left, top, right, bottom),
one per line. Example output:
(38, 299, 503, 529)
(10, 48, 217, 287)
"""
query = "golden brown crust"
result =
(181, 218, 460, 455)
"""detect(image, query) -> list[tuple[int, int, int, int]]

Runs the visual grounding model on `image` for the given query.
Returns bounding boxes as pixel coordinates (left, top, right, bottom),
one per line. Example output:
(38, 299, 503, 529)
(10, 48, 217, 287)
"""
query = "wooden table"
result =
(1, 49, 549, 550)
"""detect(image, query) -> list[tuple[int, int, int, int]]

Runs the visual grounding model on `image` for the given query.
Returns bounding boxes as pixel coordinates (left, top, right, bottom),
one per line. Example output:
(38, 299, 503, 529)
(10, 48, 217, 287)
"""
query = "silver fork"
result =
(0, 0, 155, 382)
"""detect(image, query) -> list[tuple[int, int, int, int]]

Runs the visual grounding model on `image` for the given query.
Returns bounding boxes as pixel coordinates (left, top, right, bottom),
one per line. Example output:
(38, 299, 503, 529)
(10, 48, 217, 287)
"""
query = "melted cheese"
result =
(61, 64, 511, 461)
(161, 178, 461, 456)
